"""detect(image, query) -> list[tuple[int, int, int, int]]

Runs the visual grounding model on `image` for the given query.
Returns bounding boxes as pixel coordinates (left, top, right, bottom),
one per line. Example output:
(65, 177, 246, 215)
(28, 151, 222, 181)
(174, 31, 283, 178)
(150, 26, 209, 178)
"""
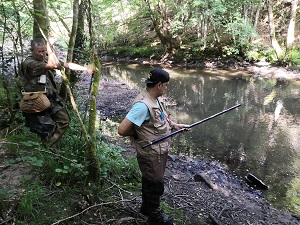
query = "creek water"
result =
(102, 63, 300, 215)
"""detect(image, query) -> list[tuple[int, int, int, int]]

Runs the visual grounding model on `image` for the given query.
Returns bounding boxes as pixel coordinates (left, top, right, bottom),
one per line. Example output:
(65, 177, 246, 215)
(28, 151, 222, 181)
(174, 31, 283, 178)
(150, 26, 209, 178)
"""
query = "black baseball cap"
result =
(143, 68, 170, 84)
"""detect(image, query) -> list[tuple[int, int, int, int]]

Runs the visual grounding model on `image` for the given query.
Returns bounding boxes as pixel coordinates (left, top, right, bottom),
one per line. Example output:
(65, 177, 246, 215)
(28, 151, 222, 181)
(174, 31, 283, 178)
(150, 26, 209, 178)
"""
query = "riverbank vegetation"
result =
(1, 0, 300, 224)
(0, 110, 143, 224)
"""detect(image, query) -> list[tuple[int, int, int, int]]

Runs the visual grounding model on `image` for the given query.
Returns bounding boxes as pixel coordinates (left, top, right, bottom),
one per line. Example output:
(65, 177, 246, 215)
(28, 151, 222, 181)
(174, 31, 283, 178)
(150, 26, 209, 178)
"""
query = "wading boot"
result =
(141, 179, 173, 225)
(48, 107, 70, 145)
(39, 133, 49, 146)
(48, 126, 66, 145)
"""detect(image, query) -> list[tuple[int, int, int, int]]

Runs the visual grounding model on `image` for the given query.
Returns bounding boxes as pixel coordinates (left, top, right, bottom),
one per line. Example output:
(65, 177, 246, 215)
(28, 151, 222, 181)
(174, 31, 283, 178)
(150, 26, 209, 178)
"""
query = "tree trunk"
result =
(0, 4, 14, 123)
(73, 0, 87, 65)
(286, 0, 298, 50)
(32, 0, 49, 39)
(59, 0, 80, 98)
(12, 0, 24, 63)
(254, 0, 263, 30)
(49, 3, 71, 34)
(86, 0, 101, 181)
(70, 1, 87, 84)
(266, 0, 283, 60)
(202, 16, 208, 49)
(143, 0, 180, 59)
(67, 0, 80, 64)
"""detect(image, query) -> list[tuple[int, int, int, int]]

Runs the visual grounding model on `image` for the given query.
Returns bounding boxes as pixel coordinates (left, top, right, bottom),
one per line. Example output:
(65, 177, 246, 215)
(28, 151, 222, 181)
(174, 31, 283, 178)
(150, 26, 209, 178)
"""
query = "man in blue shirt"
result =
(118, 68, 188, 225)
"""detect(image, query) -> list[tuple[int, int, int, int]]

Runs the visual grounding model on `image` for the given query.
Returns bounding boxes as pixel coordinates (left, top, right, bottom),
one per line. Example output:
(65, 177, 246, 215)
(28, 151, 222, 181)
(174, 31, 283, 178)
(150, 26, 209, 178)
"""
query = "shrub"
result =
(286, 48, 300, 66)
(108, 45, 164, 59)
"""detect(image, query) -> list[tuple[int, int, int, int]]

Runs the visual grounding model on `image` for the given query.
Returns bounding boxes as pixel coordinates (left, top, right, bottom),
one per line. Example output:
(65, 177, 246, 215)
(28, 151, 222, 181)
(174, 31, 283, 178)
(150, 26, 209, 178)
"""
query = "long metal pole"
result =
(142, 103, 242, 148)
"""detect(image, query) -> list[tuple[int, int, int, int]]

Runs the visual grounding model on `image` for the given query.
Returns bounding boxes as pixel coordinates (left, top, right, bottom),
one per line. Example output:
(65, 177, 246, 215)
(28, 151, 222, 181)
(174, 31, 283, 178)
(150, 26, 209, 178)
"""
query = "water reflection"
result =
(102, 63, 300, 214)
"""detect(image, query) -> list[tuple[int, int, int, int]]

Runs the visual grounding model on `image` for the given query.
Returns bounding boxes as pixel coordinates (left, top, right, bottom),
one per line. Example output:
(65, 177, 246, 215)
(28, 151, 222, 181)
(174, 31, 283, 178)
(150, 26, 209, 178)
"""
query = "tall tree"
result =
(143, 0, 181, 59)
(12, 0, 24, 63)
(254, 0, 263, 31)
(286, 0, 299, 50)
(71, 0, 88, 83)
(33, 0, 50, 38)
(266, 0, 284, 60)
(86, 0, 101, 181)
(59, 0, 80, 98)
(66, 0, 79, 67)
(73, 0, 87, 64)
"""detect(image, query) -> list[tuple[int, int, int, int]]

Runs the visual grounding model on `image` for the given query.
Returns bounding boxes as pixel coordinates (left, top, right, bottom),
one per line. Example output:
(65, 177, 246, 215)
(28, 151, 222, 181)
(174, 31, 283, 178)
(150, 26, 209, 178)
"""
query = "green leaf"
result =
(55, 168, 63, 173)
(63, 165, 69, 170)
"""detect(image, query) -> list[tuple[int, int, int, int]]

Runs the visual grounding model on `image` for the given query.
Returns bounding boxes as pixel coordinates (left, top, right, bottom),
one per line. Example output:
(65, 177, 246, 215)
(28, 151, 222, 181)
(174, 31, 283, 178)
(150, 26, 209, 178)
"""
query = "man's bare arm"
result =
(46, 36, 93, 73)
(118, 118, 136, 137)
(64, 62, 93, 74)
(46, 36, 60, 68)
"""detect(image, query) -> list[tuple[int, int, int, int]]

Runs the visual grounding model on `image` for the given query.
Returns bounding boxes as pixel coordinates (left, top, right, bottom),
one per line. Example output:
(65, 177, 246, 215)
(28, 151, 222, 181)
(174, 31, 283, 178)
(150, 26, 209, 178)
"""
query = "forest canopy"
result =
(0, 0, 299, 66)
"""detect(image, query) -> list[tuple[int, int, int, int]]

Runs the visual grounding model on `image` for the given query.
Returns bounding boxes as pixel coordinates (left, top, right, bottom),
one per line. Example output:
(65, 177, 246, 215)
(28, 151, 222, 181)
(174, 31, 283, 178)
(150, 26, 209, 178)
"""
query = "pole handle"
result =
(142, 103, 242, 149)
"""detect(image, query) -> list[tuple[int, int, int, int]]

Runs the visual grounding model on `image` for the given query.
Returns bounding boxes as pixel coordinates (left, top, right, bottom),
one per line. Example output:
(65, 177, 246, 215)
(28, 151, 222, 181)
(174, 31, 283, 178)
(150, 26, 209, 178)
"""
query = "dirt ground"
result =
(1, 60, 300, 224)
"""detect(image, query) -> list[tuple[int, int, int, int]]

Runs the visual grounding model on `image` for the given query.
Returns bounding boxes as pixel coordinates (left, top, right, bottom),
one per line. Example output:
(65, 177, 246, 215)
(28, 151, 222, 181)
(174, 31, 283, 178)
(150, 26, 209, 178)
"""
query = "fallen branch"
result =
(107, 179, 134, 195)
(217, 206, 227, 218)
(51, 198, 136, 225)
(210, 213, 223, 225)
(0, 217, 13, 225)
(194, 173, 219, 190)
(40, 149, 79, 164)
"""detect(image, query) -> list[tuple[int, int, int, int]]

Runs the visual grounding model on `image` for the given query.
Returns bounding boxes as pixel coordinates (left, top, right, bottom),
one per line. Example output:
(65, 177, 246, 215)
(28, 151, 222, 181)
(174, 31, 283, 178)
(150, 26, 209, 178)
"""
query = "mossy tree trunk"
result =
(85, 0, 101, 181)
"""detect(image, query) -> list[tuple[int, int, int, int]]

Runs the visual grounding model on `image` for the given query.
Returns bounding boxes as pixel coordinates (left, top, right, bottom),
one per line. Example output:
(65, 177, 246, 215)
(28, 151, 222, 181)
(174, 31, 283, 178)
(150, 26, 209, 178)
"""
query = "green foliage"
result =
(0, 188, 13, 197)
(96, 142, 141, 182)
(244, 45, 278, 63)
(225, 16, 256, 45)
(2, 108, 142, 223)
(222, 45, 240, 57)
(4, 155, 43, 167)
(245, 49, 264, 62)
(108, 46, 164, 59)
(286, 48, 300, 66)
(14, 181, 78, 224)
(263, 49, 279, 63)
(16, 181, 46, 220)
(5, 107, 140, 186)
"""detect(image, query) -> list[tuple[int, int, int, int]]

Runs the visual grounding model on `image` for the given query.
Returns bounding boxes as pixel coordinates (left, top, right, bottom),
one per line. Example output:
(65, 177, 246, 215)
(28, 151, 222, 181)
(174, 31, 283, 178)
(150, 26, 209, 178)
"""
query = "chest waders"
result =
(131, 91, 174, 225)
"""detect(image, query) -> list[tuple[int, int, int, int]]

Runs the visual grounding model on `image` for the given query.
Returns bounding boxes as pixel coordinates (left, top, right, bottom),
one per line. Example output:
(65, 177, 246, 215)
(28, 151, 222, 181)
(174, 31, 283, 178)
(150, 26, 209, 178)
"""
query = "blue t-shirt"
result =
(126, 102, 151, 127)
